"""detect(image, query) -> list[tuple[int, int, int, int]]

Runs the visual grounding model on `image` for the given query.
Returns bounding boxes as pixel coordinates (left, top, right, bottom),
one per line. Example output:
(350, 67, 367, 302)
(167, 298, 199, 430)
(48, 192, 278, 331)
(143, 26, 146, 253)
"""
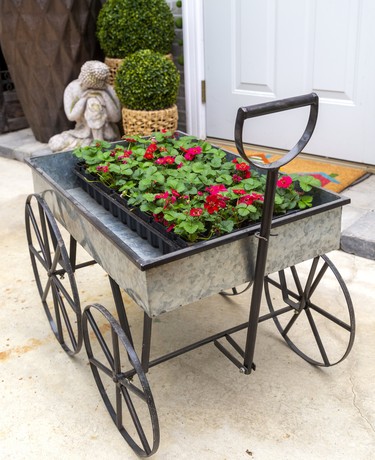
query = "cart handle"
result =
(234, 93, 319, 172)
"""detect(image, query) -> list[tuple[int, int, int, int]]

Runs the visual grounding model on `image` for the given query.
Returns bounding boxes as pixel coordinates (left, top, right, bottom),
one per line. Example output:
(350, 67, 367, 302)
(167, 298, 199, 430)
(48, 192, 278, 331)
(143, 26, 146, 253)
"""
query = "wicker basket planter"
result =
(122, 105, 178, 136)
(104, 56, 123, 85)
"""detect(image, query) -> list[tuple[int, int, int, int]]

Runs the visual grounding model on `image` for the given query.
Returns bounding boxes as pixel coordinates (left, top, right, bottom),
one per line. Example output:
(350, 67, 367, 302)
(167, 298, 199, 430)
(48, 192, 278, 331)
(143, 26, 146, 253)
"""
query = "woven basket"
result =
(122, 105, 178, 136)
(104, 57, 123, 85)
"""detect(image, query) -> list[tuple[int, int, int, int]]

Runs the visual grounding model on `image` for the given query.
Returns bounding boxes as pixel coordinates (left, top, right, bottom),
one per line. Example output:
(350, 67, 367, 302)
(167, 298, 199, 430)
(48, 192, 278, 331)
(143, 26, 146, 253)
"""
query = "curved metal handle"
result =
(234, 93, 319, 171)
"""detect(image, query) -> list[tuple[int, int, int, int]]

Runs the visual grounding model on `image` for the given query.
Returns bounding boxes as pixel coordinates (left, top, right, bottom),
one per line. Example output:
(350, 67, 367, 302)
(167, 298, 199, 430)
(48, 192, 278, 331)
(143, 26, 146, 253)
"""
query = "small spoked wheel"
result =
(264, 254, 355, 366)
(25, 194, 82, 355)
(82, 304, 159, 457)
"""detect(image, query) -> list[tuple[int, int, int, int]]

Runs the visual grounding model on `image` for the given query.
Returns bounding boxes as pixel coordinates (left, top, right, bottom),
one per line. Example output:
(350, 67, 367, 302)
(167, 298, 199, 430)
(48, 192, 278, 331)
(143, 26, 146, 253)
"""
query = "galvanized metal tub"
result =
(27, 151, 349, 317)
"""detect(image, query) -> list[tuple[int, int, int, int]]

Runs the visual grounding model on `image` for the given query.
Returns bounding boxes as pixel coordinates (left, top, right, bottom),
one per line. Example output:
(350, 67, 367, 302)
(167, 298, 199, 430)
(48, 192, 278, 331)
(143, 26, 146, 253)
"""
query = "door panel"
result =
(204, 0, 375, 164)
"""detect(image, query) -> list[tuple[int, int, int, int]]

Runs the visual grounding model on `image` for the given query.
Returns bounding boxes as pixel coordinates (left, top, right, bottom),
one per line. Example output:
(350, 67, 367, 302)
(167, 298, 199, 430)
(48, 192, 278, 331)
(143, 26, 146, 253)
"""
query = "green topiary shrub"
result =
(115, 49, 180, 111)
(97, 0, 175, 59)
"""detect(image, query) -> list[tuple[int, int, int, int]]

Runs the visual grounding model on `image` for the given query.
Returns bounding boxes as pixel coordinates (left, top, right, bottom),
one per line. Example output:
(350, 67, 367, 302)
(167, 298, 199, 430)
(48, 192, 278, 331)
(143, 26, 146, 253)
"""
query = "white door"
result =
(203, 0, 375, 165)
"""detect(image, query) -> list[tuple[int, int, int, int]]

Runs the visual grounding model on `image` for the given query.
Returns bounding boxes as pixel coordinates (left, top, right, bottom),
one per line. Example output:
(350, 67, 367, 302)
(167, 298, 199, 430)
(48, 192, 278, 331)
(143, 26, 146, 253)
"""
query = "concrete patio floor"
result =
(1, 155, 375, 459)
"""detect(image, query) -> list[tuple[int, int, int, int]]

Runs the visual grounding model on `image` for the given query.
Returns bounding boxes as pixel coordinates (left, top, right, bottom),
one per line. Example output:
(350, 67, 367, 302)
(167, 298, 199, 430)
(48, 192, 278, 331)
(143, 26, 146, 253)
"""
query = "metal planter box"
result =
(27, 150, 349, 317)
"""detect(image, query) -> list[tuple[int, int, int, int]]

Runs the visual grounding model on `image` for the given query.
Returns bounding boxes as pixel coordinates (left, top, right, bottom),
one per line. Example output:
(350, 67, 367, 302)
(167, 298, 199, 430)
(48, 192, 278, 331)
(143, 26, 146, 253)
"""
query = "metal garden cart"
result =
(24, 94, 355, 457)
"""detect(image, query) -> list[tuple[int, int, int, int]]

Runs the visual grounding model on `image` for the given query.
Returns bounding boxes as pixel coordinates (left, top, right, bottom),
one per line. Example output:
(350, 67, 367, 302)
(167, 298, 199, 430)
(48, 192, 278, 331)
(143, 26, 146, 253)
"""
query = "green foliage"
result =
(73, 133, 321, 242)
(96, 0, 175, 58)
(114, 50, 180, 110)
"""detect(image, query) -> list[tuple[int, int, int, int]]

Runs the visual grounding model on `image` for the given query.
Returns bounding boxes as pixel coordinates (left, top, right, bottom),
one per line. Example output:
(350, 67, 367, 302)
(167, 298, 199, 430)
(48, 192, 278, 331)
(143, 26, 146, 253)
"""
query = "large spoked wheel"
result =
(82, 304, 159, 457)
(264, 254, 355, 367)
(25, 194, 82, 355)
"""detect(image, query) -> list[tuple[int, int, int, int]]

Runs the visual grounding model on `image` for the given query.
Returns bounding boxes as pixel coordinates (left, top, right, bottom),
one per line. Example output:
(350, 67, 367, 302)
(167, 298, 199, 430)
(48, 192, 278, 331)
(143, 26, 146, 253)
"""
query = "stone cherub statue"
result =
(48, 60, 121, 152)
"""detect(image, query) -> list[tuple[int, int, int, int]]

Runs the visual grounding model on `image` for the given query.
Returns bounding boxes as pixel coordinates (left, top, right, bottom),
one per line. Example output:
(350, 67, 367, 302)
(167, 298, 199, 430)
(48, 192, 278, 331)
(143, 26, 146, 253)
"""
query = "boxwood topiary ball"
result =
(114, 50, 180, 111)
(97, 0, 175, 59)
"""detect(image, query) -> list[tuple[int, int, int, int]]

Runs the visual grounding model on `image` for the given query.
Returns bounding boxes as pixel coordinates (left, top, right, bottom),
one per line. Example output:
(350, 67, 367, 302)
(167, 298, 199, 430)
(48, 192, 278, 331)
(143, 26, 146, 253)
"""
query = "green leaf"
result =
(238, 207, 250, 217)
(153, 172, 165, 184)
(139, 178, 152, 191)
(180, 221, 199, 234)
(219, 220, 235, 233)
(143, 193, 156, 202)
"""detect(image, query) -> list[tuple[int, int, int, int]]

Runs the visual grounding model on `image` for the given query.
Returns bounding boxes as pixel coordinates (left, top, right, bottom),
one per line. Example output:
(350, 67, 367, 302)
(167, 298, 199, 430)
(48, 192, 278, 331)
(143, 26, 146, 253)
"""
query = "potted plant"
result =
(96, 0, 175, 84)
(0, 0, 104, 143)
(73, 132, 321, 244)
(114, 50, 180, 136)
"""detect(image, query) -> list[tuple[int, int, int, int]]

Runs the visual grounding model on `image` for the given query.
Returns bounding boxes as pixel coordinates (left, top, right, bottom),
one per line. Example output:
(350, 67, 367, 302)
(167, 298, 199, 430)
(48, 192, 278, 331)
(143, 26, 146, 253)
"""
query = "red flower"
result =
(118, 150, 132, 160)
(187, 146, 202, 156)
(165, 156, 176, 164)
(144, 152, 154, 160)
(239, 195, 254, 205)
(153, 212, 164, 222)
(232, 174, 243, 183)
(206, 184, 227, 194)
(277, 175, 293, 188)
(145, 143, 158, 155)
(238, 192, 264, 205)
(190, 208, 203, 217)
(184, 146, 202, 161)
(233, 189, 246, 194)
(184, 152, 195, 161)
(155, 156, 176, 165)
(155, 191, 169, 200)
(235, 162, 250, 172)
(96, 165, 109, 173)
(204, 194, 227, 214)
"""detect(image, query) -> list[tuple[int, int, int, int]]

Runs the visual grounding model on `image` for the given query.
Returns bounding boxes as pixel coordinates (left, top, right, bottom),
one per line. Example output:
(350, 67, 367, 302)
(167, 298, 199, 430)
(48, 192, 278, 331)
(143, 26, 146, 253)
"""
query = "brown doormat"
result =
(219, 144, 367, 193)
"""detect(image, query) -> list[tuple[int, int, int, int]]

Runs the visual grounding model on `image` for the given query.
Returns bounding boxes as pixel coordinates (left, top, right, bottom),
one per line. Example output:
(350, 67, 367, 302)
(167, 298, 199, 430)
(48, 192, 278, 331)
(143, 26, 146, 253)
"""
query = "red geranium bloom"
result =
(190, 208, 203, 217)
(204, 194, 227, 213)
(232, 174, 243, 183)
(146, 143, 158, 155)
(184, 146, 202, 161)
(277, 175, 293, 188)
(184, 152, 195, 161)
(204, 195, 220, 214)
(238, 195, 255, 205)
(164, 156, 176, 164)
(144, 152, 154, 160)
(206, 184, 227, 194)
(235, 162, 250, 172)
(155, 191, 169, 200)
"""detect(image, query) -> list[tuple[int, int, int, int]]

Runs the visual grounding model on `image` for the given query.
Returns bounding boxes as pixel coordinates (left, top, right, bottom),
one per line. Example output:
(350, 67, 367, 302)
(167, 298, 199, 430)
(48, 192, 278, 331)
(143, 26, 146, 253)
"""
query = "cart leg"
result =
(82, 304, 160, 457)
(264, 254, 355, 366)
(108, 276, 134, 347)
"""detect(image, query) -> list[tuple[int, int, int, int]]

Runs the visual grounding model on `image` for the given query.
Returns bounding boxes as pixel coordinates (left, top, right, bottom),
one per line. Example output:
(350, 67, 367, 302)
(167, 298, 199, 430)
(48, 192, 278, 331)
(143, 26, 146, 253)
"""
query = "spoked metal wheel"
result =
(264, 254, 355, 366)
(25, 193, 82, 355)
(82, 304, 159, 457)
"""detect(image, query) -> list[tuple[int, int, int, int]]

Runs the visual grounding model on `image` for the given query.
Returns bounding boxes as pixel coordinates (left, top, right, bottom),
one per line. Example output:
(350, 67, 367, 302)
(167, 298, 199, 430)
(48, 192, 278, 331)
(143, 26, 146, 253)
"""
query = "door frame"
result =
(182, 0, 206, 138)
